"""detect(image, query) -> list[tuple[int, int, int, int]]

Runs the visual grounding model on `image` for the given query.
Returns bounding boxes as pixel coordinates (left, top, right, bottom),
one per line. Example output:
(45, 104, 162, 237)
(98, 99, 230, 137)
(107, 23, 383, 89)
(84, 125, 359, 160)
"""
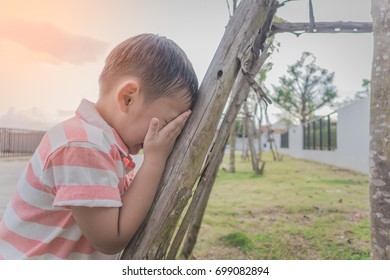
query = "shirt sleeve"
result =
(41, 143, 123, 208)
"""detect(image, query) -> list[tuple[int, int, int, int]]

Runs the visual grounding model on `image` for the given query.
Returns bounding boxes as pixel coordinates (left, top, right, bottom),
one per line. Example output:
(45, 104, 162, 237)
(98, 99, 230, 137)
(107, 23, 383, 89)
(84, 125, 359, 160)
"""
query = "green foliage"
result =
(272, 52, 338, 123)
(335, 79, 371, 108)
(355, 79, 371, 99)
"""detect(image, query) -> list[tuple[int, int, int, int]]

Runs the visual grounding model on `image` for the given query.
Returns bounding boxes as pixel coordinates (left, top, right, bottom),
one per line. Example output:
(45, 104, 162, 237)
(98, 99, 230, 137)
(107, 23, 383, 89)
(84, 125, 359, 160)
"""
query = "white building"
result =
(276, 97, 370, 174)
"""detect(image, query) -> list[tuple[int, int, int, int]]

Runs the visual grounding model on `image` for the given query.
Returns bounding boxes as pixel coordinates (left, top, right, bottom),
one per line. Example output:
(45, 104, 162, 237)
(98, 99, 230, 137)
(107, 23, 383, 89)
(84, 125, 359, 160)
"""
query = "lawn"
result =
(191, 152, 371, 259)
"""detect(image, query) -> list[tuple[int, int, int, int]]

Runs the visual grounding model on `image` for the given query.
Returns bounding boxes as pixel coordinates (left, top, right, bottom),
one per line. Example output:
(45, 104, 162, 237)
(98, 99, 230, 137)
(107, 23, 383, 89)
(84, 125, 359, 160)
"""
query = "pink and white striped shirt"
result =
(0, 99, 135, 259)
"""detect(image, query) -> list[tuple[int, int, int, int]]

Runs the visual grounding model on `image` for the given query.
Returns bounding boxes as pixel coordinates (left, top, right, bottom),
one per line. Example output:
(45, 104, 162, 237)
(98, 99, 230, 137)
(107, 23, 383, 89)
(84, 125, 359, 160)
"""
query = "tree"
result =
(272, 51, 338, 124)
(369, 0, 390, 260)
(244, 102, 263, 174)
(356, 79, 371, 99)
(335, 78, 371, 108)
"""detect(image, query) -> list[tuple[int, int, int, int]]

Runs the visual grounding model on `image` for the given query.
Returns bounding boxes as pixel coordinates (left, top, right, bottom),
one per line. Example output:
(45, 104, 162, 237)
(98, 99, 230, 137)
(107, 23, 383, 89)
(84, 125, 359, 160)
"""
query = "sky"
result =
(0, 0, 373, 130)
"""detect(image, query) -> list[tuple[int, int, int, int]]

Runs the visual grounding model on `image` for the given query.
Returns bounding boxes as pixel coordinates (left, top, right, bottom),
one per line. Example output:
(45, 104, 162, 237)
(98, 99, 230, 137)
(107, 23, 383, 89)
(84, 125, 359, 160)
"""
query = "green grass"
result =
(191, 152, 370, 260)
(220, 232, 255, 252)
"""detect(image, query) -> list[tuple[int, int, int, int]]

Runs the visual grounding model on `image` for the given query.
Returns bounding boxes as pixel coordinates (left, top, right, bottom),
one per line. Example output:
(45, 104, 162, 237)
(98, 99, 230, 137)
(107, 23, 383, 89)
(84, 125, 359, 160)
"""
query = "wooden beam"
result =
(271, 21, 373, 35)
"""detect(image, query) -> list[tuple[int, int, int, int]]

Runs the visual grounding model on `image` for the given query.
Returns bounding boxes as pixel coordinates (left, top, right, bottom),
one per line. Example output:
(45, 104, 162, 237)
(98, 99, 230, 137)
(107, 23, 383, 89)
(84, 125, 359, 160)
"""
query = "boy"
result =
(0, 33, 198, 259)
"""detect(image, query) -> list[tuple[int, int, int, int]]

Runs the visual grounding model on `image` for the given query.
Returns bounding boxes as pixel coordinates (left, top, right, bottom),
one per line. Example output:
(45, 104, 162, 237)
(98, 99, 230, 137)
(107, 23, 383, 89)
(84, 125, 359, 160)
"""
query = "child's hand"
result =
(143, 110, 191, 168)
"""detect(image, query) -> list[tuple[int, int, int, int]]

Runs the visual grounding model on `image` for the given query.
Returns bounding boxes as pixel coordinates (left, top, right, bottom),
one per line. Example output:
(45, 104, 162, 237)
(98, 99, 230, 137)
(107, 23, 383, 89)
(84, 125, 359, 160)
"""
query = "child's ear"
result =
(115, 79, 140, 113)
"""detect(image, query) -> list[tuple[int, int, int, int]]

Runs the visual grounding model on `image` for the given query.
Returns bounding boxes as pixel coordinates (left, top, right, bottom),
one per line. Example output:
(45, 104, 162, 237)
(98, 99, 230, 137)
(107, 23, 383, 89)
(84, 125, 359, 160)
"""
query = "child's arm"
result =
(70, 110, 191, 255)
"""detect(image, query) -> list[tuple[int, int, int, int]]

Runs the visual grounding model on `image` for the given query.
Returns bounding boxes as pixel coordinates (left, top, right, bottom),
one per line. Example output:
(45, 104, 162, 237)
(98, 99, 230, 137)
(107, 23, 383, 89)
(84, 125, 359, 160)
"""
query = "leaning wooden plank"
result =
(121, 0, 278, 259)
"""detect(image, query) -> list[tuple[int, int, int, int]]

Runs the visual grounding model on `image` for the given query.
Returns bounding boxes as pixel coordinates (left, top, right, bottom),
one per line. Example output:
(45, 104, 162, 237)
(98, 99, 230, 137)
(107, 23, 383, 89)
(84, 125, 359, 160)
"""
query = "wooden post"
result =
(121, 0, 278, 259)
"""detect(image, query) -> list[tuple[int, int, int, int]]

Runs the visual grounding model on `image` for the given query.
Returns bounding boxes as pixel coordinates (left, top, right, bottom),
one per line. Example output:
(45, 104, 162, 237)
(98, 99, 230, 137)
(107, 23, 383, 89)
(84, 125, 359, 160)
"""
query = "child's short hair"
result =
(99, 33, 198, 107)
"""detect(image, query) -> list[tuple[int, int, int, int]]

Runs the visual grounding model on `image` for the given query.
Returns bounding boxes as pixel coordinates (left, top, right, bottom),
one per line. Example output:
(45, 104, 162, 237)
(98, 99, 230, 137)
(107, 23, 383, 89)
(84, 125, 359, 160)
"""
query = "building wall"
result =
(279, 97, 370, 174)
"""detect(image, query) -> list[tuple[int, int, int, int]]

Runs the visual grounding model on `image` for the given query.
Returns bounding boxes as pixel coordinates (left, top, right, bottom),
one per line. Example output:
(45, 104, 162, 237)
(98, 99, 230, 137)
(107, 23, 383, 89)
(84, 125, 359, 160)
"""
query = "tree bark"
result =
(256, 102, 264, 161)
(120, 0, 278, 260)
(370, 0, 390, 260)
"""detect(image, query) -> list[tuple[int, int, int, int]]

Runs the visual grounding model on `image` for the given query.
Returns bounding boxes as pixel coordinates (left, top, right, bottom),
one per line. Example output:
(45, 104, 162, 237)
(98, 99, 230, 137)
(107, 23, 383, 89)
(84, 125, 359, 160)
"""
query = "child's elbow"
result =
(93, 241, 126, 256)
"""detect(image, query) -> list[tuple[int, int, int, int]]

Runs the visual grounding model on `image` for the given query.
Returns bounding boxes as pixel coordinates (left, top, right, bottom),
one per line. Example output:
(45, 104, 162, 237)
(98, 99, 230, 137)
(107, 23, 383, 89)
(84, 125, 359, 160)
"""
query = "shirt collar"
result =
(75, 99, 130, 156)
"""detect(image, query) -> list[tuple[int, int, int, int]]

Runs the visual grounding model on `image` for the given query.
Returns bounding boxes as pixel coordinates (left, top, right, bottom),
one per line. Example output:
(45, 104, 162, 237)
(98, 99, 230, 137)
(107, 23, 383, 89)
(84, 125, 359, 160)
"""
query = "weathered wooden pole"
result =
(177, 48, 273, 259)
(121, 0, 278, 259)
(176, 16, 277, 261)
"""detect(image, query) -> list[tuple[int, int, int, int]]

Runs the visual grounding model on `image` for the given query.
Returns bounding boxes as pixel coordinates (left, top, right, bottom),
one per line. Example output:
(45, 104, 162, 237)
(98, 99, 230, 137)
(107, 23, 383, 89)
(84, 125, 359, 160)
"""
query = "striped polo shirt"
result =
(0, 99, 135, 259)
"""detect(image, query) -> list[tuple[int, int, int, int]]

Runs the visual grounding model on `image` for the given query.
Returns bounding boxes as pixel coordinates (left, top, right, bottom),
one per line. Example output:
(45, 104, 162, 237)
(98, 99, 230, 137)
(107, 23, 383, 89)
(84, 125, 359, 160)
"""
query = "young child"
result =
(0, 34, 198, 259)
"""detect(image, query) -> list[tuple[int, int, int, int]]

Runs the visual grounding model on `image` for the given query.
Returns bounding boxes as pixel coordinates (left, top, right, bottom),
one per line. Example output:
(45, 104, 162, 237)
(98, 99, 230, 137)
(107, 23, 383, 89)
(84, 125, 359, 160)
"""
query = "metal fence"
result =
(0, 128, 45, 157)
(303, 112, 337, 151)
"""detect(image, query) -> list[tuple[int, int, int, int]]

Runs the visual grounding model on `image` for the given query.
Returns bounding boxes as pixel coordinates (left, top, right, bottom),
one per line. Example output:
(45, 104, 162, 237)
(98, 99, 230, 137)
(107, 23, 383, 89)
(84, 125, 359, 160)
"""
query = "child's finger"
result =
(163, 110, 191, 136)
(146, 118, 159, 139)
